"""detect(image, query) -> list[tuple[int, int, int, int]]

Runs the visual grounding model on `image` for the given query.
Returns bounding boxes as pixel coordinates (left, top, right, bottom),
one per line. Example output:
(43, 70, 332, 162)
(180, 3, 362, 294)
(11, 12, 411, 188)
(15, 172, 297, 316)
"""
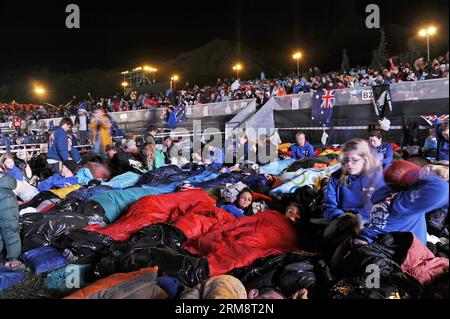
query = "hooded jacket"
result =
(47, 126, 69, 162)
(361, 176, 449, 245)
(323, 169, 385, 221)
(0, 173, 21, 260)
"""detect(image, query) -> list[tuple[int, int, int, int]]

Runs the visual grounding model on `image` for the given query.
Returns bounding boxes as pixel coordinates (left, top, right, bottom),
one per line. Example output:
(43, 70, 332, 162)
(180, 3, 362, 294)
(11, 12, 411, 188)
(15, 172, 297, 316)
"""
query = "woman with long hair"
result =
(322, 138, 385, 223)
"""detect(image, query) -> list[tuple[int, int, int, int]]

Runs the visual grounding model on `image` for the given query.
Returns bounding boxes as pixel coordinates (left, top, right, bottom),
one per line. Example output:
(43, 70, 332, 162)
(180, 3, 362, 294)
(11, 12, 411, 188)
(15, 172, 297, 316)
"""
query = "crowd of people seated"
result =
(2, 52, 448, 126)
(0, 106, 448, 299)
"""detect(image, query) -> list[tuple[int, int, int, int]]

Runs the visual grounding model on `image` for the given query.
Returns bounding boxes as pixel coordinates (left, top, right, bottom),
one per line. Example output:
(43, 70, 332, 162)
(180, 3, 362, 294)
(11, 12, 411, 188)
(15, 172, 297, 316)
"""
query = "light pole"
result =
(418, 26, 437, 61)
(232, 63, 242, 79)
(121, 81, 129, 95)
(170, 75, 179, 90)
(292, 52, 302, 77)
(34, 86, 46, 104)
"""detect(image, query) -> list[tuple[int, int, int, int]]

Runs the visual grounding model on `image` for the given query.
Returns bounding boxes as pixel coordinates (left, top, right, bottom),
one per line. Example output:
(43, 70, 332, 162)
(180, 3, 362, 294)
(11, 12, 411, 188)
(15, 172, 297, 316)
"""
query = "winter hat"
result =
(202, 275, 247, 299)
(62, 160, 78, 175)
(384, 160, 422, 187)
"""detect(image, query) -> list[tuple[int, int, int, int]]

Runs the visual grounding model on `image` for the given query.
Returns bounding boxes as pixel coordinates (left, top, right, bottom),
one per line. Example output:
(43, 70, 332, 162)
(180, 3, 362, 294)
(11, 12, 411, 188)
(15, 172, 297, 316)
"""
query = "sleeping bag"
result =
(183, 210, 302, 276)
(86, 189, 233, 241)
(20, 246, 68, 274)
(0, 266, 25, 291)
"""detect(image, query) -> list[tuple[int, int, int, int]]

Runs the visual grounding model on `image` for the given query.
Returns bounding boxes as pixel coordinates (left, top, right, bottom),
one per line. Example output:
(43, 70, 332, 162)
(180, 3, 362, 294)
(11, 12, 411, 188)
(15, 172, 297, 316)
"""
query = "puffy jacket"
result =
(47, 127, 69, 162)
(362, 176, 449, 245)
(323, 169, 385, 221)
(0, 173, 21, 260)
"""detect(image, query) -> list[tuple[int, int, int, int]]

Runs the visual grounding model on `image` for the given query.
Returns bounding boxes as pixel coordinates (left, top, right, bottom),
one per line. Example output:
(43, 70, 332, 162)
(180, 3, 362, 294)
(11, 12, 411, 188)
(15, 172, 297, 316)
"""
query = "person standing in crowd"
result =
(368, 130, 394, 168)
(291, 132, 315, 160)
(361, 160, 449, 245)
(90, 106, 112, 156)
(74, 107, 90, 145)
(46, 117, 73, 174)
(144, 125, 158, 146)
(322, 138, 385, 222)
(0, 172, 21, 269)
(433, 119, 449, 161)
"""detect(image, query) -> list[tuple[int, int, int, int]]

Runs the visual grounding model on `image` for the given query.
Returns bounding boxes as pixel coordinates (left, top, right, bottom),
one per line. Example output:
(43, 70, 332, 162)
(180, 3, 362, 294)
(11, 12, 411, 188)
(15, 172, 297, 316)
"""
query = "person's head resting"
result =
(0, 153, 16, 171)
(440, 122, 449, 141)
(368, 130, 383, 148)
(339, 138, 378, 178)
(248, 287, 286, 299)
(106, 144, 118, 159)
(295, 132, 307, 146)
(285, 202, 302, 223)
(235, 188, 253, 210)
(59, 118, 73, 133)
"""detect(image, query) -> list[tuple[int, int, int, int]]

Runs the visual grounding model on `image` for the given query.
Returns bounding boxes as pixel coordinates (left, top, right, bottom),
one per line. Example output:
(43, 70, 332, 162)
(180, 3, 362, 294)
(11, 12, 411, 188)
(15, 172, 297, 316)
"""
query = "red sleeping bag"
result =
(85, 189, 234, 241)
(183, 210, 301, 277)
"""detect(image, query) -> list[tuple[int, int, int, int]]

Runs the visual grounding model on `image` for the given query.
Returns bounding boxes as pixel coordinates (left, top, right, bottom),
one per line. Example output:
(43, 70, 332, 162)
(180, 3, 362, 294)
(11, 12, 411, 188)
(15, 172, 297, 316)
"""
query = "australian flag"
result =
(311, 89, 335, 127)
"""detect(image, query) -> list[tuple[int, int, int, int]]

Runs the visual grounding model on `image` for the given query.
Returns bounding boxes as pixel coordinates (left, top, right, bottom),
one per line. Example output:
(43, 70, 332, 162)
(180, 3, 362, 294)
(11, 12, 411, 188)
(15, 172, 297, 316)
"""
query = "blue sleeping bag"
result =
(90, 187, 162, 223)
(101, 171, 142, 189)
(259, 158, 296, 175)
(0, 266, 25, 291)
(20, 246, 68, 274)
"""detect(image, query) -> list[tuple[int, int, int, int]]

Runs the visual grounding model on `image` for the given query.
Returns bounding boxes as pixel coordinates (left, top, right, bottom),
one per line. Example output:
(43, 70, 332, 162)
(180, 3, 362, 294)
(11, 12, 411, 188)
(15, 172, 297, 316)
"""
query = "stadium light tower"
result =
(232, 63, 243, 79)
(292, 52, 302, 76)
(170, 75, 179, 90)
(34, 85, 46, 103)
(418, 26, 437, 61)
(121, 81, 129, 94)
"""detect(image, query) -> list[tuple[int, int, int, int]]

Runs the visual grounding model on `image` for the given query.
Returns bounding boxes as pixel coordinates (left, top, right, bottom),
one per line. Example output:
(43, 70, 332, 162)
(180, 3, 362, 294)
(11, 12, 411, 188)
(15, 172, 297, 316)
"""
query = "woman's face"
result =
(368, 136, 382, 148)
(342, 151, 365, 176)
(285, 204, 301, 223)
(442, 128, 449, 141)
(4, 158, 15, 170)
(237, 191, 252, 209)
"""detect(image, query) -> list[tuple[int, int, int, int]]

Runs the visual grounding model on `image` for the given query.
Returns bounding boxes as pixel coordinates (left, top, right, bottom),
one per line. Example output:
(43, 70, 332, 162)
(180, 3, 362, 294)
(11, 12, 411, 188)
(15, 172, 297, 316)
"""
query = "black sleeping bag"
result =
(94, 223, 209, 287)
(229, 252, 334, 299)
(20, 212, 90, 252)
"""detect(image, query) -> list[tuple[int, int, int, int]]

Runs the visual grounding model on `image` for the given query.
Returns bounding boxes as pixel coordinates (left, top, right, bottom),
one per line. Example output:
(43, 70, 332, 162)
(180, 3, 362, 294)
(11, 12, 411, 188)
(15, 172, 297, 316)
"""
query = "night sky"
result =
(0, 0, 449, 74)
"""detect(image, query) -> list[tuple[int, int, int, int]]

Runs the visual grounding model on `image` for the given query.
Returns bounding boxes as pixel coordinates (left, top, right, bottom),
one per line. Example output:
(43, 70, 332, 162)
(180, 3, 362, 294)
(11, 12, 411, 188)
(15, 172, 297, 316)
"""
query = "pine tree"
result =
(340, 48, 350, 73)
(370, 29, 389, 71)
(404, 38, 422, 65)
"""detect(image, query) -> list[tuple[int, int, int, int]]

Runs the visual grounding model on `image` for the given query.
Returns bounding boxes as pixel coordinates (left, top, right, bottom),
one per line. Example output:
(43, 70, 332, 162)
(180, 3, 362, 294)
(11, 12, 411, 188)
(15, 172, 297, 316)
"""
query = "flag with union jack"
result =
(420, 114, 449, 126)
(311, 89, 335, 126)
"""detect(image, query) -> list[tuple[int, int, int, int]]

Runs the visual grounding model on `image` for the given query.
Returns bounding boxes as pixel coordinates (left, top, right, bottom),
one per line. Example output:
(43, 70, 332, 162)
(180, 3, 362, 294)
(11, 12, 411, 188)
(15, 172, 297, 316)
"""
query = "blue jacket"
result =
(323, 169, 385, 221)
(361, 176, 449, 245)
(371, 142, 394, 168)
(47, 127, 69, 162)
(291, 143, 314, 159)
(434, 119, 449, 161)
(219, 203, 245, 218)
(38, 173, 79, 192)
(6, 166, 25, 181)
